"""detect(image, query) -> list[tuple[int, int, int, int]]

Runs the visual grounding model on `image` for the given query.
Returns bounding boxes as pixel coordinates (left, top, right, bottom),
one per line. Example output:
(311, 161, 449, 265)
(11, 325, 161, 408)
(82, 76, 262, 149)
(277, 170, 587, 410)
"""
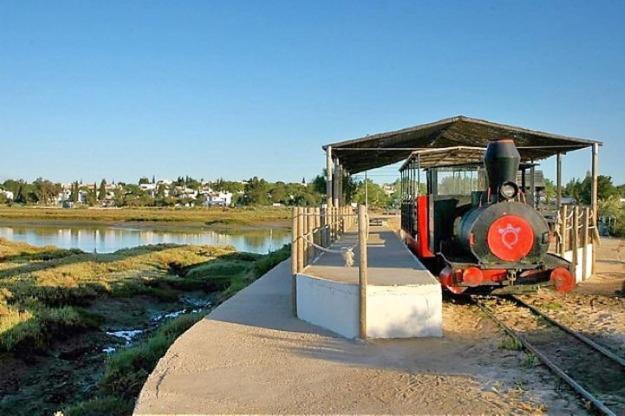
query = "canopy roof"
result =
(323, 115, 601, 174)
(399, 146, 485, 170)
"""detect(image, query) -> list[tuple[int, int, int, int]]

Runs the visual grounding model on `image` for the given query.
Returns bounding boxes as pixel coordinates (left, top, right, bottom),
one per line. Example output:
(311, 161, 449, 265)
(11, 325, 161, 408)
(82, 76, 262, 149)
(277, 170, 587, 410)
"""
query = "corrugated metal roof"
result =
(324, 115, 601, 174)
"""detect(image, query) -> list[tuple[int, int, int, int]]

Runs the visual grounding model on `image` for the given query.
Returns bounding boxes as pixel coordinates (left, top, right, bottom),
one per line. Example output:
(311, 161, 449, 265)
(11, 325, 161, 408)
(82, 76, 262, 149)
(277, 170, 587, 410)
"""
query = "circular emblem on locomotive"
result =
(498, 223, 520, 249)
(487, 215, 534, 262)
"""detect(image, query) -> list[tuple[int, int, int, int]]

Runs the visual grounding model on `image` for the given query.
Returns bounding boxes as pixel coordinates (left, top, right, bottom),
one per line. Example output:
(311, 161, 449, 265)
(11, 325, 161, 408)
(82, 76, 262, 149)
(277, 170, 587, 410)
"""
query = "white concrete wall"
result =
(367, 284, 442, 338)
(296, 274, 442, 339)
(563, 244, 593, 282)
(297, 274, 360, 339)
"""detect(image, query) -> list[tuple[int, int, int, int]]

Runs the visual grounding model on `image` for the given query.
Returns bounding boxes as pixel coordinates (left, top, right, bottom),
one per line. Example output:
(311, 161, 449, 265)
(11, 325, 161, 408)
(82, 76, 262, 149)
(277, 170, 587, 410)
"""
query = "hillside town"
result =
(0, 176, 333, 208)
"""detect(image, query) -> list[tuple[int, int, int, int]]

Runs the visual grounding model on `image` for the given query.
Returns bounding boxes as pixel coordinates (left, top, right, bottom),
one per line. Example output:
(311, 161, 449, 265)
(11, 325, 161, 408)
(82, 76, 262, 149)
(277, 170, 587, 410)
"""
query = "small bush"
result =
(498, 335, 522, 351)
(0, 306, 101, 352)
(523, 353, 539, 368)
(185, 261, 250, 279)
(253, 244, 290, 277)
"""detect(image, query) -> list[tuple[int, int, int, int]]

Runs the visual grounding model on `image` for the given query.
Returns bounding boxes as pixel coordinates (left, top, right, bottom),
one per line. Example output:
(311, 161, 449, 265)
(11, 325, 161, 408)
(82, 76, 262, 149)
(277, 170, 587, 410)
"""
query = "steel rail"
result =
(472, 296, 617, 416)
(509, 295, 625, 368)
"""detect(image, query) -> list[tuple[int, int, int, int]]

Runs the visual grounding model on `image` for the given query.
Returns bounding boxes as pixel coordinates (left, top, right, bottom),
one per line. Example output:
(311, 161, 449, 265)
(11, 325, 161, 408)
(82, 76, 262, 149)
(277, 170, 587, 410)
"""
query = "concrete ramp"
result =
(298, 225, 442, 339)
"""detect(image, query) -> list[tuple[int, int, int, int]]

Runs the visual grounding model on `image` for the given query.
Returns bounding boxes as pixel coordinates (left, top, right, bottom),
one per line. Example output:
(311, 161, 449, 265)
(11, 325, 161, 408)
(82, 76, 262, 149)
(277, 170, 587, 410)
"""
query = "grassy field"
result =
(0, 206, 290, 227)
(0, 237, 290, 415)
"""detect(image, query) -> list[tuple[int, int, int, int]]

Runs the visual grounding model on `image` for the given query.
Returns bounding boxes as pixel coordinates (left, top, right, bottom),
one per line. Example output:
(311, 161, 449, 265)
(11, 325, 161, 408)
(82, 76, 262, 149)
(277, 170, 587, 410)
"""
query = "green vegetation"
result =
(0, 175, 326, 208)
(64, 313, 204, 416)
(498, 335, 523, 351)
(522, 352, 539, 368)
(562, 174, 625, 237)
(0, 238, 290, 415)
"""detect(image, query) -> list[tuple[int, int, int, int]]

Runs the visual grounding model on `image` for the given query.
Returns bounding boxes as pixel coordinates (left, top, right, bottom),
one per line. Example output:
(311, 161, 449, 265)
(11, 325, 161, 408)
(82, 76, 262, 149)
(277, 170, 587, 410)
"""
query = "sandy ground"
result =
(135, 259, 584, 415)
(577, 236, 625, 296)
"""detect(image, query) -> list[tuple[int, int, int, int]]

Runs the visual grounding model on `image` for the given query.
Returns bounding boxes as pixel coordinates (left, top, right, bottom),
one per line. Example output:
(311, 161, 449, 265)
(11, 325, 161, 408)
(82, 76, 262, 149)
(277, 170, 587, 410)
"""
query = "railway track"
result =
(472, 295, 625, 416)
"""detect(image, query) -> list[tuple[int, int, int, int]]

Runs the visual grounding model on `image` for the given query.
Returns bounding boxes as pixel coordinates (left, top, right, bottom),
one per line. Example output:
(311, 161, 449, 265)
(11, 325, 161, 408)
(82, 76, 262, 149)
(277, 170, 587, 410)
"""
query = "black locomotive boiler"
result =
(400, 138, 574, 294)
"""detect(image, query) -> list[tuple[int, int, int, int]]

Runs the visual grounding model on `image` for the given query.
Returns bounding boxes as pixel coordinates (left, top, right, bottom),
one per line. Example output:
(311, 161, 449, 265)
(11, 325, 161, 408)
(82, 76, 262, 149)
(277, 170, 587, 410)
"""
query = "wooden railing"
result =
(554, 205, 599, 280)
(290, 204, 369, 338)
(290, 205, 355, 274)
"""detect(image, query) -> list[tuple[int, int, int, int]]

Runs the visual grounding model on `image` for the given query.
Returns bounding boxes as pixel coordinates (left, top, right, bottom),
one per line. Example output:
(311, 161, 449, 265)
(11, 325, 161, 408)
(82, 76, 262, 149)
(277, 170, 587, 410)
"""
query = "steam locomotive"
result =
(400, 138, 575, 294)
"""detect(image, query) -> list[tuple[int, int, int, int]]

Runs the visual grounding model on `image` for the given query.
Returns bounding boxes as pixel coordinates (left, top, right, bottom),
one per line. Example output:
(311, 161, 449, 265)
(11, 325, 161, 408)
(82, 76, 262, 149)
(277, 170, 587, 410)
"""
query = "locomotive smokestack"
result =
(484, 138, 520, 201)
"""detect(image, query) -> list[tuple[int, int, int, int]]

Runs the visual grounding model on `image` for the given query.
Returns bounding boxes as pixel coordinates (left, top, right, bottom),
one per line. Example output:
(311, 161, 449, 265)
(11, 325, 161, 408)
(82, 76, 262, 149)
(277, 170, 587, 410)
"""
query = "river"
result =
(0, 223, 291, 254)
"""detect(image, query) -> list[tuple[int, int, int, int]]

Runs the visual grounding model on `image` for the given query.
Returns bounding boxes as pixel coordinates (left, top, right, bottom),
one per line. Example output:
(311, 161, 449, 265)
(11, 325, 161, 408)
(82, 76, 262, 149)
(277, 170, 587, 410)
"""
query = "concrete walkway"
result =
(134, 253, 525, 415)
(306, 225, 436, 285)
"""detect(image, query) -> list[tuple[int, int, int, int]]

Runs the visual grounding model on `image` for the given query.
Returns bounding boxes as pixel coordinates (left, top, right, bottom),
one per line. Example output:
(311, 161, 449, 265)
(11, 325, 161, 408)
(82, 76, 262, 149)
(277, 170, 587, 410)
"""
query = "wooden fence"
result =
(291, 204, 369, 338)
(554, 205, 599, 280)
(290, 205, 356, 274)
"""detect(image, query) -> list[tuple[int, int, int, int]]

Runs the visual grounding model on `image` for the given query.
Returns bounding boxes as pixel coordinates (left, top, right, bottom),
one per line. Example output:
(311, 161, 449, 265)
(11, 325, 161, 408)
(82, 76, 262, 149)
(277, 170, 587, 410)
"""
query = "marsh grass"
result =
(0, 241, 245, 353)
(0, 206, 289, 226)
(0, 238, 290, 354)
(63, 313, 204, 416)
(1, 237, 290, 415)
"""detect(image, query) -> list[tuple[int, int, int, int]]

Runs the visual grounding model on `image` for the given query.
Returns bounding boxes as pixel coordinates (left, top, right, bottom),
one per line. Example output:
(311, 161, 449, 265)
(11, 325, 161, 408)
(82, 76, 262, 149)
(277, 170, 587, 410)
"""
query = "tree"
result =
(566, 174, 618, 204)
(242, 177, 270, 205)
(70, 181, 80, 203)
(32, 177, 60, 205)
(544, 178, 556, 204)
(269, 183, 288, 204)
(213, 178, 244, 193)
(85, 185, 97, 206)
(14, 183, 27, 204)
(353, 179, 390, 208)
(138, 177, 151, 185)
(312, 174, 326, 195)
(98, 179, 107, 201)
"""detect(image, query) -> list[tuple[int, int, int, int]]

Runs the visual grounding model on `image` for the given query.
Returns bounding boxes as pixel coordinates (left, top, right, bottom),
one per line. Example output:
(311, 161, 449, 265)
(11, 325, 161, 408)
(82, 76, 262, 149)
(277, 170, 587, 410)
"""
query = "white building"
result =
(139, 183, 157, 197)
(0, 189, 14, 200)
(202, 190, 233, 207)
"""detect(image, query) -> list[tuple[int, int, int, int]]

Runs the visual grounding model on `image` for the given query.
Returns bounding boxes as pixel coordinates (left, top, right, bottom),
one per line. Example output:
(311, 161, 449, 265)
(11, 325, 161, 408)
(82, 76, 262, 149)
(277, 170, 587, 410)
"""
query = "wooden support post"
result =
(556, 152, 562, 210)
(358, 204, 368, 339)
(307, 207, 315, 264)
(591, 143, 599, 222)
(326, 146, 333, 208)
(291, 207, 298, 276)
(582, 207, 589, 280)
(337, 164, 343, 206)
(572, 206, 579, 278)
(529, 162, 536, 209)
(560, 205, 568, 256)
(591, 142, 599, 276)
(296, 207, 304, 273)
(291, 207, 298, 316)
(329, 206, 333, 241)
(332, 161, 339, 208)
(313, 207, 320, 257)
(321, 205, 328, 247)
(302, 207, 308, 267)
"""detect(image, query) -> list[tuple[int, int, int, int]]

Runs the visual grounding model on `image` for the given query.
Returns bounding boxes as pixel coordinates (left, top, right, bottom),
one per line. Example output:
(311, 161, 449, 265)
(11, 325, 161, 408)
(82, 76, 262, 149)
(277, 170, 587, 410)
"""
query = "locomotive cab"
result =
(399, 140, 574, 294)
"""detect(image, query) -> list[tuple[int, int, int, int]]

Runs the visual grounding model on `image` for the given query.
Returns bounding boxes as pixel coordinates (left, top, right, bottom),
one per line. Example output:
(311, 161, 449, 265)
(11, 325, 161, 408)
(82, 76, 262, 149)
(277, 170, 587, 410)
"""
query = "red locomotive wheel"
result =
(487, 215, 534, 262)
(550, 267, 575, 293)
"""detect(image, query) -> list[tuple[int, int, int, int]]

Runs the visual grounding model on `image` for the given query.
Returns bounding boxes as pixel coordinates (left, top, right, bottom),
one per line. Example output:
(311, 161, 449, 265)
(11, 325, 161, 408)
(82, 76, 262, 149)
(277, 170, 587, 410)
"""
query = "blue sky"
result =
(1, 0, 624, 185)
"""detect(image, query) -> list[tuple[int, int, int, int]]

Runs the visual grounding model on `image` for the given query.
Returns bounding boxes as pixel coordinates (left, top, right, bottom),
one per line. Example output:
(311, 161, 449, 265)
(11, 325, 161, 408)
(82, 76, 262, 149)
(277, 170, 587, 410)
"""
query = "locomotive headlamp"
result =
(500, 181, 518, 200)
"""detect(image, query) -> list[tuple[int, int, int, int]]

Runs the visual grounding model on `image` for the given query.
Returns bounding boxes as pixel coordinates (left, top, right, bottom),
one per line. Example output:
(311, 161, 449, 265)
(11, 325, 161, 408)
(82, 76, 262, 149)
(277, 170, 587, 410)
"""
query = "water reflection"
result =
(0, 225, 290, 254)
